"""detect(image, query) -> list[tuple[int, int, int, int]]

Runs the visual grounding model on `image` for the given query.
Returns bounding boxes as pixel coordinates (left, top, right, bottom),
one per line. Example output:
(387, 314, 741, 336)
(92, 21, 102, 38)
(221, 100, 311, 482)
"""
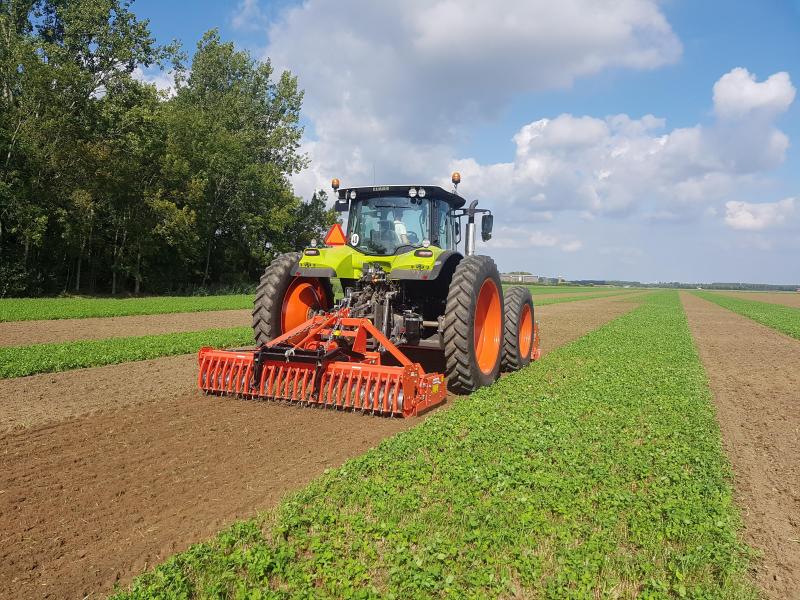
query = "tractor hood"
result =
(297, 244, 460, 281)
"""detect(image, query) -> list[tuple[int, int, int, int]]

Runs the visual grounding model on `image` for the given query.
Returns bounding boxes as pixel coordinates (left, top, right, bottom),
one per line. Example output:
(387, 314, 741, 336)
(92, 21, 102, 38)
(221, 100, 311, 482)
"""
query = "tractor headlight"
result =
(408, 187, 417, 198)
(310, 238, 317, 248)
(418, 187, 426, 198)
(349, 190, 357, 200)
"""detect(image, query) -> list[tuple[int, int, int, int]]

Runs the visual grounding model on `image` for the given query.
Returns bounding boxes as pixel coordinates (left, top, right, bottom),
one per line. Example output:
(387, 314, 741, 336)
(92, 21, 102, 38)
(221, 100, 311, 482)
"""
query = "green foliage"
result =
(694, 291, 800, 340)
(0, 294, 253, 321)
(1, 5, 319, 297)
(0, 327, 251, 378)
(112, 292, 755, 599)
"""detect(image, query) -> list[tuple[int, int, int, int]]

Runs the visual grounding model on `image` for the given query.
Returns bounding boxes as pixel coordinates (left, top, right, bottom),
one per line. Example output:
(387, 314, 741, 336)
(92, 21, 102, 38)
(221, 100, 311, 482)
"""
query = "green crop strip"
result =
(0, 327, 251, 378)
(503, 285, 625, 295)
(535, 290, 640, 305)
(113, 291, 754, 599)
(694, 291, 800, 340)
(0, 295, 253, 322)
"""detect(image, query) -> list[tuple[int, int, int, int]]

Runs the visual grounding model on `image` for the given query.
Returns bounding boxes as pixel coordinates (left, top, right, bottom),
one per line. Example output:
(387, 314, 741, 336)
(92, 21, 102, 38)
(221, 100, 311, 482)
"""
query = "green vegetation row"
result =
(1, 286, 635, 322)
(0, 328, 252, 379)
(535, 289, 638, 305)
(694, 291, 800, 340)
(114, 291, 754, 599)
(504, 284, 626, 296)
(0, 295, 253, 323)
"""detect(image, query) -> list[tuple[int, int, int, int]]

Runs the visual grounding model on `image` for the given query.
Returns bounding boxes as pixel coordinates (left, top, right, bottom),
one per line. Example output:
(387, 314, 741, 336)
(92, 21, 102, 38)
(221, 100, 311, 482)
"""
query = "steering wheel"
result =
(407, 231, 419, 244)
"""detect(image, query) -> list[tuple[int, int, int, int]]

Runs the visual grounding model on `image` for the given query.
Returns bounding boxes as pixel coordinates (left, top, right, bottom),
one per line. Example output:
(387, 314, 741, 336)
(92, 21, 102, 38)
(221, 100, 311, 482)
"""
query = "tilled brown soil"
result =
(713, 290, 800, 308)
(0, 309, 251, 347)
(0, 295, 640, 598)
(681, 293, 800, 598)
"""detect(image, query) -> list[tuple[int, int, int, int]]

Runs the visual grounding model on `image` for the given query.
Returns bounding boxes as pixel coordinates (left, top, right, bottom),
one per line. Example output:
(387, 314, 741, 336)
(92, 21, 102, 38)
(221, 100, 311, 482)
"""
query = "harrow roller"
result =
(197, 310, 446, 417)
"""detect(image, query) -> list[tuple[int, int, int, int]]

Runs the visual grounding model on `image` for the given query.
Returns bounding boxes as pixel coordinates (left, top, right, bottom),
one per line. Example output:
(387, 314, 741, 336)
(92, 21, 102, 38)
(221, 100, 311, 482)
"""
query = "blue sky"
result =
(132, 1, 800, 284)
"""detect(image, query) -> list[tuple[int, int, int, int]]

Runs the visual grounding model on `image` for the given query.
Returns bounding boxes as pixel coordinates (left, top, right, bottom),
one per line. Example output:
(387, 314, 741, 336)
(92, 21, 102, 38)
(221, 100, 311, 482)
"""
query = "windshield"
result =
(348, 196, 430, 255)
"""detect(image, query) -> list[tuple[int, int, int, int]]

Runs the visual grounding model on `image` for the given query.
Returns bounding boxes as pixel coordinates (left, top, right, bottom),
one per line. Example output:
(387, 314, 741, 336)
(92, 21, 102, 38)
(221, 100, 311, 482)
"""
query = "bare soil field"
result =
(713, 290, 800, 308)
(682, 293, 800, 598)
(0, 295, 641, 598)
(0, 309, 251, 347)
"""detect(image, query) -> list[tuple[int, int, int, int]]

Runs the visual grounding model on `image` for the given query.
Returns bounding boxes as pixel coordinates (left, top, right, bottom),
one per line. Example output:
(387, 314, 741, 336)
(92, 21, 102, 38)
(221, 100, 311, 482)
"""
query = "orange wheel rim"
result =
(474, 279, 502, 374)
(281, 279, 326, 333)
(518, 303, 533, 358)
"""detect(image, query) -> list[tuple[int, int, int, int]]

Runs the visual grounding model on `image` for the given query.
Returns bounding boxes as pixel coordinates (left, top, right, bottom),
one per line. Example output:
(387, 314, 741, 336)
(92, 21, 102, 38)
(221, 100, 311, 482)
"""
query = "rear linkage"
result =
(198, 266, 447, 417)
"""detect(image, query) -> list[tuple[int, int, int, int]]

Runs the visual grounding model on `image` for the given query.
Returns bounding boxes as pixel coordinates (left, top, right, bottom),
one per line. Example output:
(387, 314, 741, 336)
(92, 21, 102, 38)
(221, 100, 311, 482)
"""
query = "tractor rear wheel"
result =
(501, 286, 535, 371)
(443, 255, 504, 394)
(252, 252, 333, 345)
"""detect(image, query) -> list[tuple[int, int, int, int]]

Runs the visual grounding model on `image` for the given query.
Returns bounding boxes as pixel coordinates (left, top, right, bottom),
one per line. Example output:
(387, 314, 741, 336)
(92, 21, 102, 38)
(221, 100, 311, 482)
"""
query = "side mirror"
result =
(334, 198, 349, 212)
(481, 214, 493, 241)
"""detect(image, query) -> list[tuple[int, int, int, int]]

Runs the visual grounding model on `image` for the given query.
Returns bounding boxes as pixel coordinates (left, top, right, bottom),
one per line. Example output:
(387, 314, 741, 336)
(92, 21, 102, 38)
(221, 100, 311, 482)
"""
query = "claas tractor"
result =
(198, 172, 541, 417)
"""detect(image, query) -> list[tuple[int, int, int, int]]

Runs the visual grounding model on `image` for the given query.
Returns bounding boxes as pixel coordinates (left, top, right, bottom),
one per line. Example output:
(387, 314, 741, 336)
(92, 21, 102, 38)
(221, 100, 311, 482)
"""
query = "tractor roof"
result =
(337, 185, 466, 208)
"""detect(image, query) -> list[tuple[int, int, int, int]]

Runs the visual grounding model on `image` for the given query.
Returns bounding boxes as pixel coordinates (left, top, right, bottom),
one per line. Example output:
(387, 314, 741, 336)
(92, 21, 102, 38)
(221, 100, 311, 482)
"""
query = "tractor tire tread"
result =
(443, 255, 503, 394)
(252, 252, 332, 346)
(501, 286, 534, 372)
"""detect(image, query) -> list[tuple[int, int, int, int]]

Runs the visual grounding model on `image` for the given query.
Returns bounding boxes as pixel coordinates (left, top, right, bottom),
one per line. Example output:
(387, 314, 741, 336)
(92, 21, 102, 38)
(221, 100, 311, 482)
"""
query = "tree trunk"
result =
(202, 232, 213, 287)
(75, 236, 84, 293)
(111, 228, 119, 295)
(134, 244, 142, 295)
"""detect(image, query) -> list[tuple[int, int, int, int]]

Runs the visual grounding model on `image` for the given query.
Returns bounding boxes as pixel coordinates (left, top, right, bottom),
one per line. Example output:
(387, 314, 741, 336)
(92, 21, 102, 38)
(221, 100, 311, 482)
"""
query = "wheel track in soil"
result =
(681, 292, 800, 599)
(0, 294, 642, 599)
(0, 309, 252, 347)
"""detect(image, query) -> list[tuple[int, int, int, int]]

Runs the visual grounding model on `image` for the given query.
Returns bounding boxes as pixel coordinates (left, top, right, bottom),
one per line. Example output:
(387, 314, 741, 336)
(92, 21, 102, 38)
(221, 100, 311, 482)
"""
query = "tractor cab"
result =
(334, 184, 465, 255)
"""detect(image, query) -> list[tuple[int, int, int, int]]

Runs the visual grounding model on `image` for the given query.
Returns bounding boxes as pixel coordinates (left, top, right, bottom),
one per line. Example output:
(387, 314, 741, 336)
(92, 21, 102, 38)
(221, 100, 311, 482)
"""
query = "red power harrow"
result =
(197, 307, 447, 418)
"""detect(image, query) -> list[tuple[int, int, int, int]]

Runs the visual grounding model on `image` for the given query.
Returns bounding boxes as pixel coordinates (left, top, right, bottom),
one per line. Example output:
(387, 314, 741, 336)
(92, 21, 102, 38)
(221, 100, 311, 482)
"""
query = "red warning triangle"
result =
(324, 223, 347, 246)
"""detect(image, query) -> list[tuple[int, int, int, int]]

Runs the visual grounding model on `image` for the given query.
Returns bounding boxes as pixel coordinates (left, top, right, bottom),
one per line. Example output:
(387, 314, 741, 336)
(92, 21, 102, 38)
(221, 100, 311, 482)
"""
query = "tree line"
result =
(0, 0, 334, 297)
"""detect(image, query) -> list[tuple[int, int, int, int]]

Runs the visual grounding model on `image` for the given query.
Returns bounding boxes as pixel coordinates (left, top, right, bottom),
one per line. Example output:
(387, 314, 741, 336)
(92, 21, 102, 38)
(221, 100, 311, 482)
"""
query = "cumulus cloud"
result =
(263, 0, 682, 195)
(724, 198, 795, 231)
(132, 67, 176, 97)
(713, 67, 795, 119)
(231, 0, 267, 32)
(486, 226, 582, 253)
(457, 68, 795, 225)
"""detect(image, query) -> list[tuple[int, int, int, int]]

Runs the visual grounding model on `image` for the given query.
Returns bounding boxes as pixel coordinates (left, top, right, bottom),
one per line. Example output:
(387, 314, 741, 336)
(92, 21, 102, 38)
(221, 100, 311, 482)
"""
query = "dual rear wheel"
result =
(443, 256, 535, 394)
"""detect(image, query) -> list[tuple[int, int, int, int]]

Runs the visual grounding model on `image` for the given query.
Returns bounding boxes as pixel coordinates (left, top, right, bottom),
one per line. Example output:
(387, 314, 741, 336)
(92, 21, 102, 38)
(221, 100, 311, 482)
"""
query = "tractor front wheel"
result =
(252, 252, 333, 345)
(443, 255, 504, 394)
(501, 286, 535, 371)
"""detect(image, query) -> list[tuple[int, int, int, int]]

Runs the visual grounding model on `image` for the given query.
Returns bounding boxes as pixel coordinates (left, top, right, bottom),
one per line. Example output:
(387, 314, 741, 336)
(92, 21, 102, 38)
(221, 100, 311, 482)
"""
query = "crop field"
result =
(0, 294, 252, 322)
(693, 291, 800, 340)
(1, 289, 797, 598)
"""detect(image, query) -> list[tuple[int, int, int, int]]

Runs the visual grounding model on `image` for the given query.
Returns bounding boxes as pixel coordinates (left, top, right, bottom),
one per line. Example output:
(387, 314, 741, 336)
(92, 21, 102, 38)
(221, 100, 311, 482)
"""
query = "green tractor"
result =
(198, 173, 539, 416)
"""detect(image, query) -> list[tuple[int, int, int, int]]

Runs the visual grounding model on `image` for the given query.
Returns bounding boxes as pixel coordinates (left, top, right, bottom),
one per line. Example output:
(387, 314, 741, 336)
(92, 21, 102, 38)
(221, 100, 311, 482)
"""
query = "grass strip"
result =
(113, 291, 754, 599)
(0, 327, 251, 378)
(503, 285, 626, 295)
(535, 289, 637, 305)
(0, 295, 252, 322)
(694, 291, 800, 340)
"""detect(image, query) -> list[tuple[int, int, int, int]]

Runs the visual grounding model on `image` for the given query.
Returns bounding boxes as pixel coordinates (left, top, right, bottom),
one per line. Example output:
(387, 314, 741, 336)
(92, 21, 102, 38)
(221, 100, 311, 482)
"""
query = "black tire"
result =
(501, 286, 534, 372)
(443, 255, 504, 394)
(252, 252, 333, 345)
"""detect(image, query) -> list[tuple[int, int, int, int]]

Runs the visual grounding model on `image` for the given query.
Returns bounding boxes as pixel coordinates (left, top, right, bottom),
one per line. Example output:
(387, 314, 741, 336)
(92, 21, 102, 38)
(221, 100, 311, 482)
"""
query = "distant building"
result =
(501, 273, 539, 284)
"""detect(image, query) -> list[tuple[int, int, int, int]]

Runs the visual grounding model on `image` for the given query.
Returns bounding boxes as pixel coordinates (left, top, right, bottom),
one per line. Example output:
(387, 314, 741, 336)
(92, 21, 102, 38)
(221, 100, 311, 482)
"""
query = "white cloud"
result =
(132, 67, 176, 97)
(713, 67, 796, 119)
(457, 68, 795, 226)
(486, 226, 582, 253)
(724, 198, 795, 231)
(231, 0, 267, 32)
(264, 0, 682, 196)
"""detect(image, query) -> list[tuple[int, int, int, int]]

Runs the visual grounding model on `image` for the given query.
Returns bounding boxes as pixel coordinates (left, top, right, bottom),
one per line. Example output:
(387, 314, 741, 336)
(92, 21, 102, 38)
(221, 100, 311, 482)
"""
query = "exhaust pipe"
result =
(464, 199, 478, 256)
